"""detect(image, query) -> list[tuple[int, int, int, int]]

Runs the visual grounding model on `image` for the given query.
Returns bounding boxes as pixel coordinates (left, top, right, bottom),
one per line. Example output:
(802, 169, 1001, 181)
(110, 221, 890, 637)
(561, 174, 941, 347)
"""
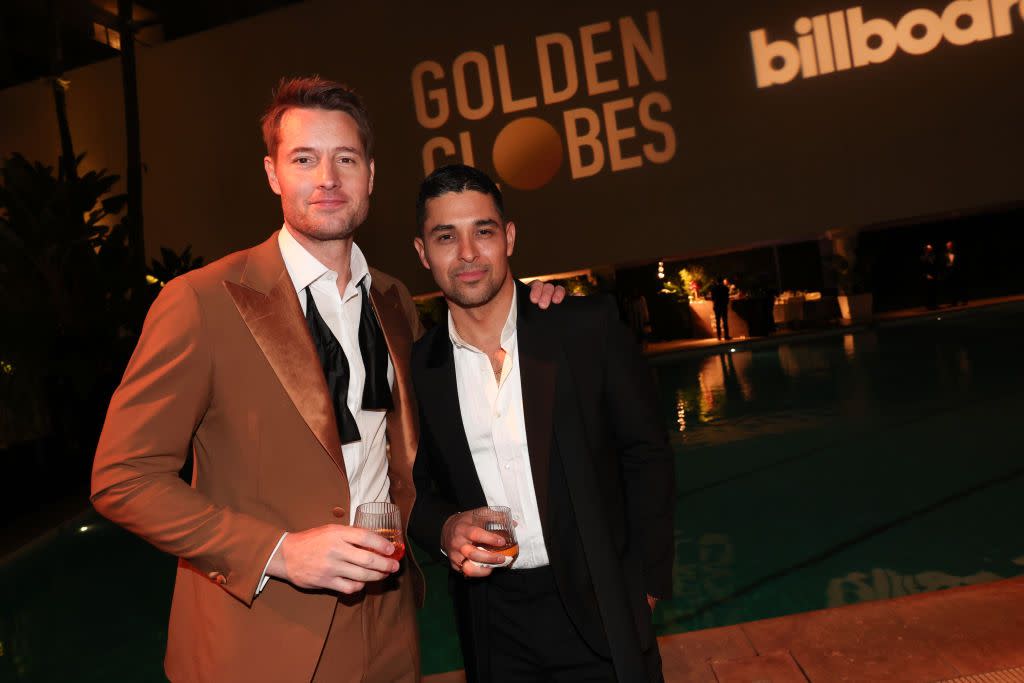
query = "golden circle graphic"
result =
(491, 117, 563, 191)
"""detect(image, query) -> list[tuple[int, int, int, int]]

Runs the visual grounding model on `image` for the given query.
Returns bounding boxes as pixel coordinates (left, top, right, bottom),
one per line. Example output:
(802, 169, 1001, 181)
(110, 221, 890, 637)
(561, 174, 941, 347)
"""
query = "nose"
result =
(318, 160, 340, 189)
(457, 236, 478, 263)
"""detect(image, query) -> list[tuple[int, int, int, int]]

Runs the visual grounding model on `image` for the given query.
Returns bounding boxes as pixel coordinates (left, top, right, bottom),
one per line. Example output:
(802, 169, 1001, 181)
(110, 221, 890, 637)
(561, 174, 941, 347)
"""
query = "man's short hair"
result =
(260, 76, 374, 160)
(416, 164, 505, 234)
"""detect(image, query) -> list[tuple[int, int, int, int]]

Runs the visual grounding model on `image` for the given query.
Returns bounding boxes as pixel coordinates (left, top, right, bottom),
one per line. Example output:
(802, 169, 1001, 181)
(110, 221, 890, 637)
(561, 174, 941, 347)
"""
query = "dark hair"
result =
(260, 76, 374, 160)
(416, 164, 504, 234)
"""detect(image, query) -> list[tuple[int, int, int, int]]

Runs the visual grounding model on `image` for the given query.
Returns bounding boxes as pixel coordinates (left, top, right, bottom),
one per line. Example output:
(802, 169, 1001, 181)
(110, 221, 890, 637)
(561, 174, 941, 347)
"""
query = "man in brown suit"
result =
(91, 77, 561, 682)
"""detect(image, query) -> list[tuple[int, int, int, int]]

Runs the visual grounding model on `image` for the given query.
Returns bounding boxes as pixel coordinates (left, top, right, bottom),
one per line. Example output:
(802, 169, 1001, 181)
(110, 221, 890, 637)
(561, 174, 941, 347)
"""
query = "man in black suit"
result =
(408, 164, 675, 682)
(710, 277, 732, 340)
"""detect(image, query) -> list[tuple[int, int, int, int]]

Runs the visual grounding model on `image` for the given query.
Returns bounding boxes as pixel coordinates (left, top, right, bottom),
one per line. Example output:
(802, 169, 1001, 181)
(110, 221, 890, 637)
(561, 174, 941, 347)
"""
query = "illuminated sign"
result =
(751, 0, 1024, 88)
(410, 10, 677, 189)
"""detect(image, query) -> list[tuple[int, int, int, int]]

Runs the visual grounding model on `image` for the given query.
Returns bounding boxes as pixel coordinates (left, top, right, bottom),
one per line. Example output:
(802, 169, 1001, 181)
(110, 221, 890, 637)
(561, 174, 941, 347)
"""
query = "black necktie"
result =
(357, 280, 394, 413)
(304, 279, 393, 445)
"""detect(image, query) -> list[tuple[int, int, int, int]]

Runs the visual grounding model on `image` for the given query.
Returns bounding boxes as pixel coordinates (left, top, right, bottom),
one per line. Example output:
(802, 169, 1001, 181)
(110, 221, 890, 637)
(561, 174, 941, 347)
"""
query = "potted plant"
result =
(660, 265, 714, 338)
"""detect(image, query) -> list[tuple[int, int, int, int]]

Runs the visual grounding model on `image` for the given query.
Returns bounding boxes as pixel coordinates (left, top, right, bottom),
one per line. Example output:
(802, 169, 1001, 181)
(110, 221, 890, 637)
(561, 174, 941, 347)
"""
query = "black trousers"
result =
(475, 566, 662, 683)
(713, 307, 730, 339)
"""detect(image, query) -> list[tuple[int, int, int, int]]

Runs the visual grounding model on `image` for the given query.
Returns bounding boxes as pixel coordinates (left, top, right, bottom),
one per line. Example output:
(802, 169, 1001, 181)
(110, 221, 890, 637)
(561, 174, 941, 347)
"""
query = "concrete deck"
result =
(426, 576, 1024, 682)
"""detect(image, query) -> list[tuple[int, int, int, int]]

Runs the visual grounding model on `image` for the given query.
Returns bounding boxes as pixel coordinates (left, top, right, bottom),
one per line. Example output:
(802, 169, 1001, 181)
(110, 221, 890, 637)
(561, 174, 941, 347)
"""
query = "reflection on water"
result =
(661, 328, 918, 448)
(686, 352, 754, 427)
(826, 568, 1003, 607)
(654, 305, 1024, 635)
(662, 533, 740, 631)
(778, 341, 833, 378)
(675, 390, 686, 432)
(843, 333, 856, 360)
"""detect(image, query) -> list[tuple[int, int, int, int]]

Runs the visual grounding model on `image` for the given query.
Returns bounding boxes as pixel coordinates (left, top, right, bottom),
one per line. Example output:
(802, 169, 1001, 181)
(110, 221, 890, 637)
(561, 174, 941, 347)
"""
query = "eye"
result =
(293, 156, 314, 165)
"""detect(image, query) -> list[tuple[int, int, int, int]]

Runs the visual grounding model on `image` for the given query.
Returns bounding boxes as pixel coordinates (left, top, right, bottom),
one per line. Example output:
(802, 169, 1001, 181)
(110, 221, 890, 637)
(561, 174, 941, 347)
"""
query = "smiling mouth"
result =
(455, 269, 488, 282)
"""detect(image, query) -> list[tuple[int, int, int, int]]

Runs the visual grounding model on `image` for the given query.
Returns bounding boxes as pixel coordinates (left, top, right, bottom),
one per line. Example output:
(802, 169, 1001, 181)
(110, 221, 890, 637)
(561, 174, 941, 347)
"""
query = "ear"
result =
(264, 156, 281, 196)
(413, 236, 431, 270)
(505, 221, 516, 257)
(368, 159, 375, 196)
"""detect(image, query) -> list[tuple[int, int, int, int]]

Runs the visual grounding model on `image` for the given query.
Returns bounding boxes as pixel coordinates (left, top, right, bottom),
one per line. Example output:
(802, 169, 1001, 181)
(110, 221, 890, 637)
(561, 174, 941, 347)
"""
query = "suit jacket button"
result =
(332, 507, 346, 519)
(209, 571, 226, 585)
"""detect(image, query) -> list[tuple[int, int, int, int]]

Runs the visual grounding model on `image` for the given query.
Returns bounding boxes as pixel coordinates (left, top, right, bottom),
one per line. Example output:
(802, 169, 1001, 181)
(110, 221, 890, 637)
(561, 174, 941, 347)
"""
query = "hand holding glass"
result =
(471, 506, 519, 568)
(353, 502, 405, 561)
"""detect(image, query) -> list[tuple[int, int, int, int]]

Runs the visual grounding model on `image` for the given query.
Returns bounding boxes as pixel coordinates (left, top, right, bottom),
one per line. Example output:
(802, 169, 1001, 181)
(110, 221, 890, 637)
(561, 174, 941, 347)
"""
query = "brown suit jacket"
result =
(91, 232, 424, 682)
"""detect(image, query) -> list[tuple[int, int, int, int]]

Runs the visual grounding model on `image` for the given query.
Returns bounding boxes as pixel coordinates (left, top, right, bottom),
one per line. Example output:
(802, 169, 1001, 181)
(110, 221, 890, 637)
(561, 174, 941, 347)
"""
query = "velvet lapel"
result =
(368, 281, 412, 404)
(513, 281, 556, 529)
(223, 233, 346, 479)
(368, 279, 419, 522)
(422, 324, 487, 509)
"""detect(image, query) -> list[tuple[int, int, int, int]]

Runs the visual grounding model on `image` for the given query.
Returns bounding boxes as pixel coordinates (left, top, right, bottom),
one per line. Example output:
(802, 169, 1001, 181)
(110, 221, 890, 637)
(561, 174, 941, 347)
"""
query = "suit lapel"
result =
(368, 279, 420, 523)
(369, 282, 411, 401)
(514, 282, 557, 529)
(421, 326, 488, 508)
(224, 234, 347, 480)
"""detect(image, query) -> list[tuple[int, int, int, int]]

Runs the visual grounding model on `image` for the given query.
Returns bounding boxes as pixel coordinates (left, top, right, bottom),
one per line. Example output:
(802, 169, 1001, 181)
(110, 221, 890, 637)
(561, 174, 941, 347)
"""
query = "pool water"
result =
(650, 303, 1024, 635)
(2, 303, 1022, 680)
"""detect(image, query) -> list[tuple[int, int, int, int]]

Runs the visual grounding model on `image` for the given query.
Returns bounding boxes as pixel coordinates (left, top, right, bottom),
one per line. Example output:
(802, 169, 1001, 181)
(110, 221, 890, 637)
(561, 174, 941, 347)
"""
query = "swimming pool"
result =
(649, 302, 1024, 637)
(2, 302, 1021, 680)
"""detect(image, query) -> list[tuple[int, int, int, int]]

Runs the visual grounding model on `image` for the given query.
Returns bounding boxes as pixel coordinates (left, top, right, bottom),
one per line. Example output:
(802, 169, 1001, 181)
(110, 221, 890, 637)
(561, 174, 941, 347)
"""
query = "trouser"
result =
(477, 566, 663, 683)
(313, 571, 420, 683)
(714, 308, 730, 339)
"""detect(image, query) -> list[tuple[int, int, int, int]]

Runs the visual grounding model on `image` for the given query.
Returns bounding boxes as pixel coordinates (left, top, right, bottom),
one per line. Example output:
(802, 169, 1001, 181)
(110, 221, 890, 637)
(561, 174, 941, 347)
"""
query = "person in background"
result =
(710, 277, 732, 340)
(921, 243, 939, 309)
(625, 287, 652, 346)
(943, 240, 967, 306)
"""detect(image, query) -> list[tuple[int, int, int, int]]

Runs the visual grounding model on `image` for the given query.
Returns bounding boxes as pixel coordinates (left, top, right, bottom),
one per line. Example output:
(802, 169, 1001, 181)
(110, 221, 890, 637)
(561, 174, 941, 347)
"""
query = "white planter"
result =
(773, 296, 805, 325)
(838, 293, 873, 320)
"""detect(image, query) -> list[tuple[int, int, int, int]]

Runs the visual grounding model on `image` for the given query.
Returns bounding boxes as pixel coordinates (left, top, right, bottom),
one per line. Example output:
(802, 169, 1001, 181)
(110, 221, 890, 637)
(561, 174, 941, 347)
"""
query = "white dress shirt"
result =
(257, 226, 395, 594)
(449, 287, 550, 569)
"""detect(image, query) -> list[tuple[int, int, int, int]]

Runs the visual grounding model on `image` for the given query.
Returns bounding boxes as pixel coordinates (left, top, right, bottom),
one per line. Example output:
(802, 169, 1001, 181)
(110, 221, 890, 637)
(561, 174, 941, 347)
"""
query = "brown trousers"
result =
(313, 572, 420, 683)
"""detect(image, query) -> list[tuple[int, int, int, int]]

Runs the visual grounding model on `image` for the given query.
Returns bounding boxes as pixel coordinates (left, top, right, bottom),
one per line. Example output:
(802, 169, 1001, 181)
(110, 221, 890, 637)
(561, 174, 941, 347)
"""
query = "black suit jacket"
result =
(408, 282, 675, 682)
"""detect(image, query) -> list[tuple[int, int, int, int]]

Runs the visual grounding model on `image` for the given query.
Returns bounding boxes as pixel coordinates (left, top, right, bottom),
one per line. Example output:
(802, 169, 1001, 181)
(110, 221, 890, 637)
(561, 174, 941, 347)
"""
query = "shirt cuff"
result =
(255, 532, 288, 597)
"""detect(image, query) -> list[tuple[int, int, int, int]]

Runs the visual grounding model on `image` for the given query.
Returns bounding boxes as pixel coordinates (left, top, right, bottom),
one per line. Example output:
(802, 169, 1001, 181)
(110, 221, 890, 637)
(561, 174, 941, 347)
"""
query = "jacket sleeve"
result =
(408, 364, 459, 563)
(90, 277, 284, 605)
(599, 298, 676, 599)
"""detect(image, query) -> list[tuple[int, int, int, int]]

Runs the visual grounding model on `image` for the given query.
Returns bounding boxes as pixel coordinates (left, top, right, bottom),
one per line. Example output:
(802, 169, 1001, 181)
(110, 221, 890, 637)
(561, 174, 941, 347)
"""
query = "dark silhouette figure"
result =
(710, 277, 731, 340)
(943, 240, 967, 306)
(624, 288, 651, 346)
(921, 244, 939, 309)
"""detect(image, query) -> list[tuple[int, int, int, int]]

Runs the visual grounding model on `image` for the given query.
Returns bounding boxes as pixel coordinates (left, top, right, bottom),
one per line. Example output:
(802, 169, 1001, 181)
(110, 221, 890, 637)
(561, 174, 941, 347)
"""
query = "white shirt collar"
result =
(448, 285, 518, 353)
(277, 224, 371, 297)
